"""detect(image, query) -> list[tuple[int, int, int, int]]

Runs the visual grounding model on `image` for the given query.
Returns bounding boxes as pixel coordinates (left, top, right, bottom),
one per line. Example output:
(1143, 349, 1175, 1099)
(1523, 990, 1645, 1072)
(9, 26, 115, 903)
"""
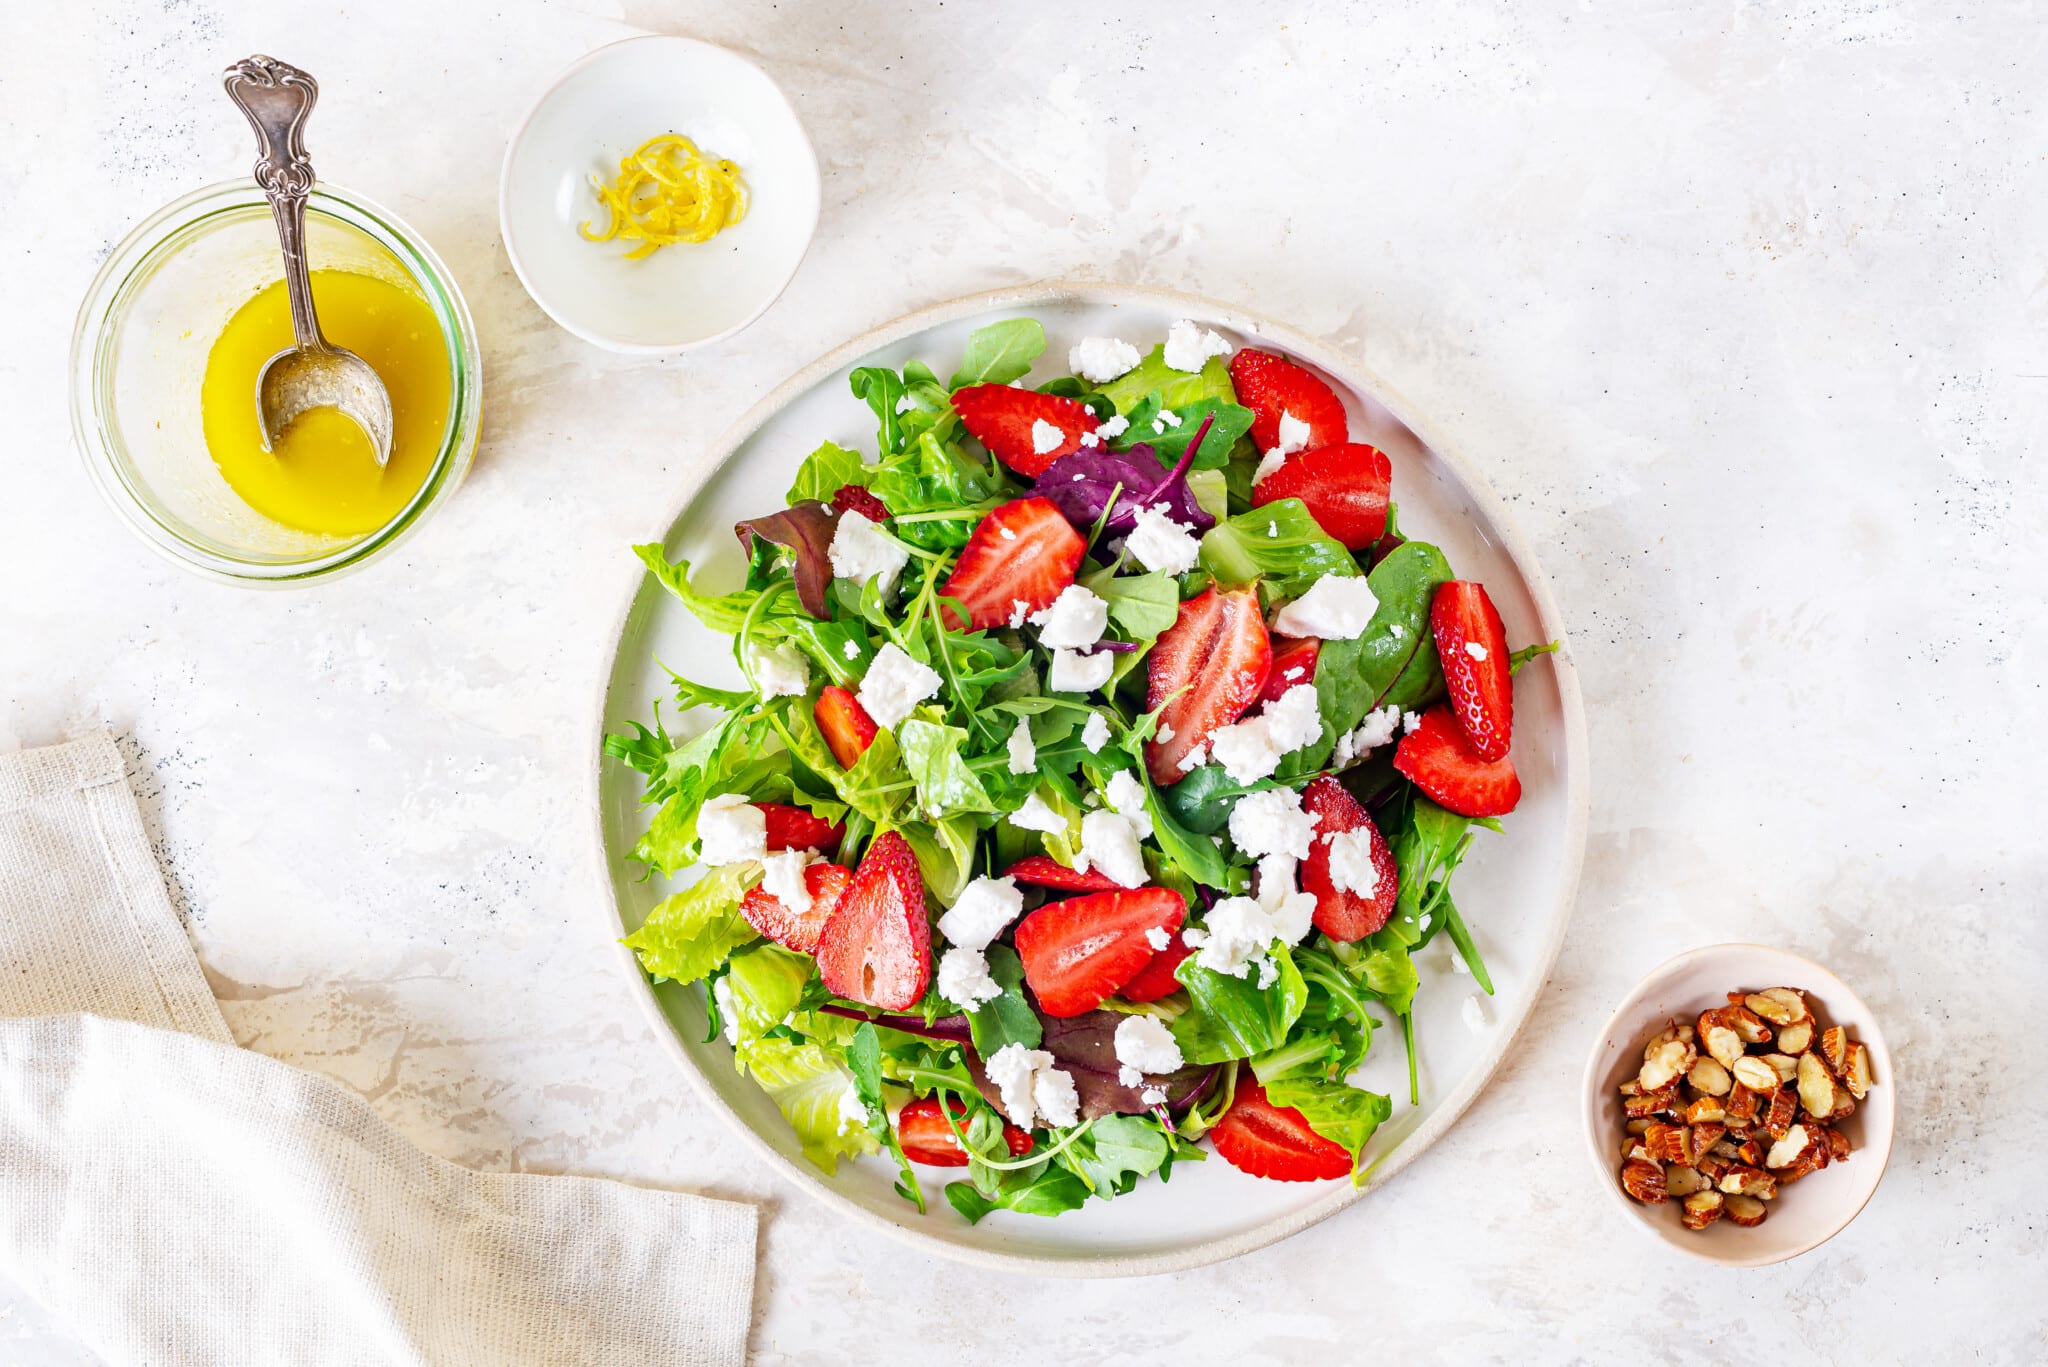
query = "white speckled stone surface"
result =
(3, 1, 2044, 1361)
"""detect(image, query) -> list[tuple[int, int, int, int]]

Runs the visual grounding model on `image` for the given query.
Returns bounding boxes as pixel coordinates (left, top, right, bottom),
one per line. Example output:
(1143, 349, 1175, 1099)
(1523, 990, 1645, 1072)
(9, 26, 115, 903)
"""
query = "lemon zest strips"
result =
(579, 134, 749, 259)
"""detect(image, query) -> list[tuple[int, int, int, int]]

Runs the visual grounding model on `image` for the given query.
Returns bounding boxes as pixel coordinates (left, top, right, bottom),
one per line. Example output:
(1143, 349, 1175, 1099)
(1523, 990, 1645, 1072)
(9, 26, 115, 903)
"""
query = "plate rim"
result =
(581, 280, 1591, 1277)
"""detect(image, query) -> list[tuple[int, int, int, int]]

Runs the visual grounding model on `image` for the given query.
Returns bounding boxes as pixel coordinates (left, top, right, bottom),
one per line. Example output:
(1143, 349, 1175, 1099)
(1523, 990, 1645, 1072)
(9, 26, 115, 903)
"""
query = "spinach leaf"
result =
(963, 945, 1041, 1057)
(849, 367, 909, 456)
(949, 318, 1047, 389)
(1144, 773, 1228, 888)
(945, 1161, 1090, 1223)
(622, 863, 760, 985)
(1292, 540, 1455, 770)
(1117, 396, 1253, 470)
(1171, 948, 1307, 1063)
(1198, 500, 1362, 599)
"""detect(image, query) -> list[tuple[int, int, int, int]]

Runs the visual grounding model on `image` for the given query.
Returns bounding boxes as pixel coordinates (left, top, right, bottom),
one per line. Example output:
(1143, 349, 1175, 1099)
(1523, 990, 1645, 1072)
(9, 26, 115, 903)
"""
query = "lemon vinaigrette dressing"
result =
(200, 270, 450, 536)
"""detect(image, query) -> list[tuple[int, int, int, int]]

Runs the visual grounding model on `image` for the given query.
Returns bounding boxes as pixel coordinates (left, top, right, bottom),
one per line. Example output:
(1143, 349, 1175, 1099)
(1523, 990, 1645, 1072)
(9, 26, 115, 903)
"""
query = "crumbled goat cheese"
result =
(856, 643, 942, 729)
(1325, 828, 1382, 899)
(1069, 335, 1142, 384)
(1252, 448, 1288, 485)
(1000, 525, 1018, 541)
(1074, 810, 1148, 888)
(1388, 622, 1406, 638)
(713, 976, 741, 1045)
(1031, 418, 1066, 455)
(1140, 1086, 1168, 1106)
(1176, 743, 1209, 773)
(1208, 684, 1323, 784)
(1124, 504, 1201, 574)
(1466, 641, 1490, 661)
(1145, 926, 1173, 952)
(987, 1044, 1079, 1130)
(1034, 1066, 1081, 1128)
(1008, 598, 1032, 629)
(1033, 585, 1109, 649)
(937, 875, 1025, 950)
(1157, 408, 1181, 428)
(1156, 724, 1175, 744)
(1048, 648, 1114, 694)
(843, 639, 861, 660)
(747, 640, 810, 700)
(1006, 792, 1066, 835)
(1103, 769, 1154, 840)
(760, 848, 818, 916)
(827, 510, 908, 598)
(1096, 414, 1130, 439)
(1081, 712, 1112, 753)
(836, 1080, 870, 1135)
(696, 793, 766, 865)
(1229, 785, 1322, 860)
(1271, 575, 1380, 640)
(1462, 995, 1489, 1034)
(1162, 319, 1233, 373)
(1403, 710, 1424, 734)
(1254, 854, 1317, 943)
(938, 946, 1005, 1007)
(1114, 1015, 1184, 1079)
(1007, 718, 1037, 775)
(1274, 409, 1312, 456)
(1333, 704, 1405, 767)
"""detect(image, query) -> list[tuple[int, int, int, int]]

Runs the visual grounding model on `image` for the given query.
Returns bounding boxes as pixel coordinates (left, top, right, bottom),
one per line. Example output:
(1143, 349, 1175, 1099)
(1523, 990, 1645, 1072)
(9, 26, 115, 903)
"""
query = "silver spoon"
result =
(223, 55, 393, 467)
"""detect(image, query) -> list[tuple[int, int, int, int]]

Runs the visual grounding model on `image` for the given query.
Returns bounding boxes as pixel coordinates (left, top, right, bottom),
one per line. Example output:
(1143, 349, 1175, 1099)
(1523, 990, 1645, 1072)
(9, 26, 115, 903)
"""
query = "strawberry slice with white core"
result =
(940, 497, 1086, 632)
(815, 831, 931, 1010)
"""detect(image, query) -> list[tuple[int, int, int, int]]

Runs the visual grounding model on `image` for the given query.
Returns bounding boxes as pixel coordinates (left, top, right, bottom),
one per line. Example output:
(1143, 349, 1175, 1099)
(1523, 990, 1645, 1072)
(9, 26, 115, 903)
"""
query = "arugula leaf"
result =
(849, 1023, 924, 1212)
(1171, 949, 1308, 1063)
(1064, 1114, 1170, 1194)
(786, 440, 871, 506)
(949, 318, 1047, 389)
(735, 1035, 875, 1172)
(899, 716, 997, 816)
(963, 945, 1041, 1057)
(849, 368, 909, 456)
(663, 671, 754, 713)
(623, 863, 760, 985)
(1439, 891, 1495, 994)
(1198, 500, 1362, 599)
(1384, 792, 1484, 946)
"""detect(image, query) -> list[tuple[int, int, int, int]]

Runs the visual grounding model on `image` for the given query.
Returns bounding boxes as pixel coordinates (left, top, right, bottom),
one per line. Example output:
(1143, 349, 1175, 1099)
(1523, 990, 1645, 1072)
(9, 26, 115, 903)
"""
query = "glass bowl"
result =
(70, 181, 482, 585)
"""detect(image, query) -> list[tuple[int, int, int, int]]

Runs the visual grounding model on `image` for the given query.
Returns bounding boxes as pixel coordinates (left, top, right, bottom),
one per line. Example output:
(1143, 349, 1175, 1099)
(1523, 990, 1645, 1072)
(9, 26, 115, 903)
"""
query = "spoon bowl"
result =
(255, 340, 393, 461)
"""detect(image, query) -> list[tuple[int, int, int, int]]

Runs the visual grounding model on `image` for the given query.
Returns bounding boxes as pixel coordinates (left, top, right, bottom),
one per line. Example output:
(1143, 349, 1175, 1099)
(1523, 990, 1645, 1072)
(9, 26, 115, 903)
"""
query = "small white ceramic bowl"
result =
(1581, 943, 1893, 1266)
(499, 34, 820, 353)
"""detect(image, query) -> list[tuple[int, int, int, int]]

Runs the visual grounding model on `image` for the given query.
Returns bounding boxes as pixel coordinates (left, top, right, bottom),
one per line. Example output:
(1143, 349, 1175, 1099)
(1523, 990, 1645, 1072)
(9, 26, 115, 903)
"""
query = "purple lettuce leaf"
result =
(734, 502, 837, 618)
(1031, 415, 1217, 537)
(966, 1006, 1216, 1122)
(818, 1004, 975, 1044)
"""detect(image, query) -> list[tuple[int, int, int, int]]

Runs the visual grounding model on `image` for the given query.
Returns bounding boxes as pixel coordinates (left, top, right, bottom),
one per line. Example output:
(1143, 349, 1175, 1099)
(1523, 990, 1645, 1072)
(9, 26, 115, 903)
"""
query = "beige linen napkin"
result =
(0, 732, 756, 1366)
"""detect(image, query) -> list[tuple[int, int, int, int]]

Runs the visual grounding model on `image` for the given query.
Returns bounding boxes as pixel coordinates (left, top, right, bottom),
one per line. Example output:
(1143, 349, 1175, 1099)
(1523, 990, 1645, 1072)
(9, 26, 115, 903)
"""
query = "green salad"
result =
(607, 316, 1554, 1218)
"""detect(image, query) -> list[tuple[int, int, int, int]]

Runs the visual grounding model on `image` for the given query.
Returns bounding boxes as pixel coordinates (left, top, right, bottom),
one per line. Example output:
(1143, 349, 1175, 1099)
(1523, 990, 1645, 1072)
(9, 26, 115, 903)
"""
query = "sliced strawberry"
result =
(1392, 705, 1521, 818)
(1012, 887, 1183, 1018)
(952, 384, 1095, 478)
(1430, 580, 1513, 761)
(1209, 1078, 1351, 1182)
(939, 497, 1085, 632)
(896, 1096, 1033, 1167)
(1002, 854, 1121, 893)
(815, 831, 930, 1010)
(1228, 350, 1349, 455)
(1144, 587, 1273, 785)
(1117, 931, 1195, 1003)
(1259, 636, 1322, 705)
(1298, 776, 1398, 941)
(739, 861, 852, 954)
(1250, 443, 1391, 551)
(756, 802, 845, 855)
(832, 484, 890, 522)
(814, 686, 878, 769)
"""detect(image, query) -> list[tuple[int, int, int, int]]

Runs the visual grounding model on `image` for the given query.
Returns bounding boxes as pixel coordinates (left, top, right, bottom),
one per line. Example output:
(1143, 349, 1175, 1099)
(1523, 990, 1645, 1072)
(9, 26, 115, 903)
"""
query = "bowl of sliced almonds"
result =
(1581, 944, 1893, 1266)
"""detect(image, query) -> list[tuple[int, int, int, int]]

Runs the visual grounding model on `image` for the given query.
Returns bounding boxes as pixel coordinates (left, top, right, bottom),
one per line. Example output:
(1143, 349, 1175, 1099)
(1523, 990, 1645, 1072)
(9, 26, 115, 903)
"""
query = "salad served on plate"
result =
(606, 317, 1554, 1222)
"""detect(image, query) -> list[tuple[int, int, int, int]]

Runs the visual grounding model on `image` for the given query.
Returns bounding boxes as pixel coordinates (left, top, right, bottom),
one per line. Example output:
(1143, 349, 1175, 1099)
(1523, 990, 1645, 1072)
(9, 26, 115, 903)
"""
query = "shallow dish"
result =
(588, 282, 1589, 1275)
(500, 34, 820, 353)
(1581, 943, 1894, 1266)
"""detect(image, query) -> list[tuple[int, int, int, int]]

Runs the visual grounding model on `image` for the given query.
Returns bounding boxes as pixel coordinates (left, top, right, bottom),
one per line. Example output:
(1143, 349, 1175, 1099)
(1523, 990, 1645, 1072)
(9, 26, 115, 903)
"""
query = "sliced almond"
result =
(1695, 1152, 1730, 1181)
(1823, 1126, 1851, 1163)
(1687, 1056, 1733, 1097)
(1680, 1189, 1725, 1230)
(1745, 987, 1808, 1026)
(1646, 1019, 1697, 1051)
(1638, 1037, 1697, 1091)
(1730, 1056, 1781, 1093)
(1725, 1005, 1775, 1045)
(1778, 1019, 1813, 1054)
(1625, 1082, 1681, 1119)
(1697, 1011, 1748, 1069)
(1620, 1158, 1667, 1204)
(1797, 1050, 1841, 1120)
(1819, 1025, 1851, 1073)
(1625, 1116, 1654, 1135)
(1707, 1137, 1738, 1159)
(1619, 1078, 1642, 1096)
(1841, 1041, 1874, 1100)
(1716, 1164, 1777, 1199)
(1724, 1193, 1769, 1227)
(1645, 1121, 1694, 1166)
(1666, 1163, 1705, 1198)
(1759, 1052, 1800, 1085)
(1723, 1082, 1761, 1124)
(1764, 1123, 1813, 1170)
(1762, 1086, 1798, 1136)
(1622, 1135, 1645, 1161)
(1684, 1096, 1726, 1125)
(1734, 1137, 1766, 1168)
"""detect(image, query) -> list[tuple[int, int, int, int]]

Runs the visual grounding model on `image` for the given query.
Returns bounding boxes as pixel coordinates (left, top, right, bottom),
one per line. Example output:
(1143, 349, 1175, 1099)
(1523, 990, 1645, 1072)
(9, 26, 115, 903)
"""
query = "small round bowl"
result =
(1581, 943, 1894, 1266)
(70, 180, 482, 586)
(499, 35, 820, 353)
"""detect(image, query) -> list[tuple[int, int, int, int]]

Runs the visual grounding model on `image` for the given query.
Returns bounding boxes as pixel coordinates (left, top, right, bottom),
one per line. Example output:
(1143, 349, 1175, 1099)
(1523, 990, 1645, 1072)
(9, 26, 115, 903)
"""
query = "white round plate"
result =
(500, 34, 820, 353)
(588, 283, 1589, 1276)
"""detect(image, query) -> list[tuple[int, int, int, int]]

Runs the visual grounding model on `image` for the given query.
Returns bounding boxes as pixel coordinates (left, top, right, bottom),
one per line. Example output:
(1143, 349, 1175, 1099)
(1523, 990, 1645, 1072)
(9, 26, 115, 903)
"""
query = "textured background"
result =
(3, 1, 2044, 1362)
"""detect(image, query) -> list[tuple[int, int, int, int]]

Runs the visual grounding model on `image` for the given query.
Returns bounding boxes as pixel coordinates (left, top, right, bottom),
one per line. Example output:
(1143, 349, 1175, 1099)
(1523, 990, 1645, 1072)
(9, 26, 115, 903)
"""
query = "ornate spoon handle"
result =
(223, 55, 326, 352)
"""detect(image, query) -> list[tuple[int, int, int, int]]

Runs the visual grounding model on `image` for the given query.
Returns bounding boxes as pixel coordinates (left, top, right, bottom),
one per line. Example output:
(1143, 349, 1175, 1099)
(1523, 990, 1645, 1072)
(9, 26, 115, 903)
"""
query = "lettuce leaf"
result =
(899, 716, 997, 816)
(1098, 345, 1235, 419)
(735, 1035, 875, 1173)
(1197, 499, 1362, 599)
(1262, 1075, 1392, 1175)
(623, 863, 760, 985)
(720, 944, 814, 1046)
(787, 440, 870, 505)
(1170, 947, 1308, 1063)
(949, 318, 1046, 389)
